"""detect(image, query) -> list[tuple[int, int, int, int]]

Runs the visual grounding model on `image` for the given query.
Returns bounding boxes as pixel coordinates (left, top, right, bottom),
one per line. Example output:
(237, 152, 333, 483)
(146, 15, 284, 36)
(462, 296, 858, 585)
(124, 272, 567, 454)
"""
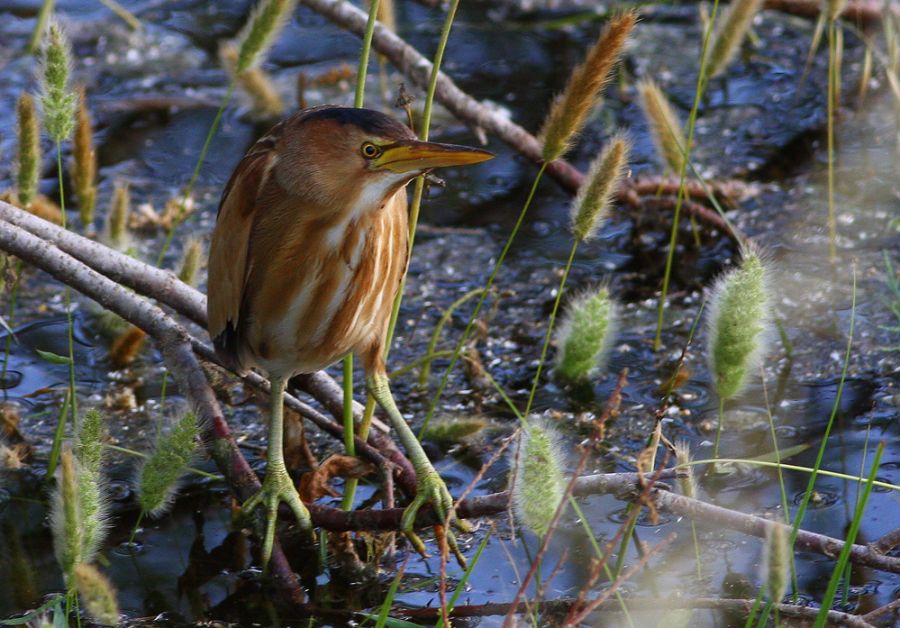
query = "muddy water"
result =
(0, 1, 898, 626)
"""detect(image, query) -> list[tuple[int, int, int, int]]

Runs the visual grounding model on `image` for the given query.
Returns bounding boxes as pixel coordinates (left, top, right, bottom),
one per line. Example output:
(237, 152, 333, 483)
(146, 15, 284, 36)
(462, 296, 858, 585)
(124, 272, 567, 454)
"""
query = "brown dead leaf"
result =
(297, 454, 375, 503)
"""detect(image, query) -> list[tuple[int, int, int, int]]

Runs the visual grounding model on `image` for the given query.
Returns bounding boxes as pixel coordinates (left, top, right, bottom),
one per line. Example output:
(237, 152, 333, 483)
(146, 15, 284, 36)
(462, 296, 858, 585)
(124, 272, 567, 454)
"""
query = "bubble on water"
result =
(114, 541, 144, 557)
(107, 479, 132, 501)
(792, 487, 839, 508)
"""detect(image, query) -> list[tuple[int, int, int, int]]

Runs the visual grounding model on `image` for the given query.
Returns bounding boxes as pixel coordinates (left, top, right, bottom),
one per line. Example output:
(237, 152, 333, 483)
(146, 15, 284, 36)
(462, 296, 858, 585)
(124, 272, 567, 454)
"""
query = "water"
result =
(0, 1, 898, 625)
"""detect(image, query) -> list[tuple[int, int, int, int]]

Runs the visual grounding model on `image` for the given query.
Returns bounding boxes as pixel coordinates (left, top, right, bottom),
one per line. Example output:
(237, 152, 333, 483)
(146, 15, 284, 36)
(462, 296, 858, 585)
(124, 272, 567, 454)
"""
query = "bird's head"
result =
(273, 106, 494, 207)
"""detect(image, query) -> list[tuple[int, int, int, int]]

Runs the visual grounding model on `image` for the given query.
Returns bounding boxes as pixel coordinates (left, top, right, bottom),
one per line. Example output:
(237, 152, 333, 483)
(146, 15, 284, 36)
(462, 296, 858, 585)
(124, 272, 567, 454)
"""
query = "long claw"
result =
(241, 464, 312, 572)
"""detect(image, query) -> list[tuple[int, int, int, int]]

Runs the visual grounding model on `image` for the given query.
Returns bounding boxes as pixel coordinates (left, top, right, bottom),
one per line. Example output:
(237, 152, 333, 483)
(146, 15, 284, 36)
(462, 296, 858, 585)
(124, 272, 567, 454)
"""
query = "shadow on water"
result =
(0, 0, 898, 625)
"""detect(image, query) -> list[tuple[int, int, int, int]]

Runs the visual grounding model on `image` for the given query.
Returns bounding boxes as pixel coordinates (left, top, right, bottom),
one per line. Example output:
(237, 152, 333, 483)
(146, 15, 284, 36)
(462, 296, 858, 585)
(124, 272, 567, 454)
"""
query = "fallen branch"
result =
(648, 487, 900, 574)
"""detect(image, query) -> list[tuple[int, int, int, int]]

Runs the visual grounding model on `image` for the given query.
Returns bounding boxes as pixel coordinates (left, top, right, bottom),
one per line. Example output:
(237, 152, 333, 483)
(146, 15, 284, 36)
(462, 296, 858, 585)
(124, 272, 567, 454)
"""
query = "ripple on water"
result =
(114, 541, 145, 557)
(791, 487, 840, 509)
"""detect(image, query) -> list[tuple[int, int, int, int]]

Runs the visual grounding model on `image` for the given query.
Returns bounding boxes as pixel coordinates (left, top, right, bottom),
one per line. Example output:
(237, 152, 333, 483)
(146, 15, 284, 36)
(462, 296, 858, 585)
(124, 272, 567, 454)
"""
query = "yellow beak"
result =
(375, 140, 494, 173)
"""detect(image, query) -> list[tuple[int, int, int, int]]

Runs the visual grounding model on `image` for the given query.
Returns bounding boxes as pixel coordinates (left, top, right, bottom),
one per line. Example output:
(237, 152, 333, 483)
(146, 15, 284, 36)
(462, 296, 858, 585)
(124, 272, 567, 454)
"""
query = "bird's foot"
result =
(242, 463, 312, 572)
(401, 461, 471, 567)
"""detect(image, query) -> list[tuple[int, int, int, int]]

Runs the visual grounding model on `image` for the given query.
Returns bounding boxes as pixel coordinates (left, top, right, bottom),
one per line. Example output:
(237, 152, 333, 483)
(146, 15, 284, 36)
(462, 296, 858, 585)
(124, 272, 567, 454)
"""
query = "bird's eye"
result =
(361, 142, 381, 159)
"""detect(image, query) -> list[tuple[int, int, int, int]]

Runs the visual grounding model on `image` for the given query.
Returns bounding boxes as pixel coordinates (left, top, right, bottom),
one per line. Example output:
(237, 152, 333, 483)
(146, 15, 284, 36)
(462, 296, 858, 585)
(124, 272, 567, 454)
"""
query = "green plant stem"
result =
(45, 388, 70, 480)
(788, 269, 856, 604)
(814, 441, 884, 627)
(55, 146, 79, 431)
(156, 81, 236, 267)
(435, 525, 494, 628)
(653, 0, 721, 350)
(523, 241, 578, 417)
(679, 457, 897, 492)
(353, 0, 380, 109)
(419, 288, 486, 386)
(27, 0, 54, 54)
(342, 0, 382, 510)
(713, 396, 725, 458)
(421, 163, 548, 438)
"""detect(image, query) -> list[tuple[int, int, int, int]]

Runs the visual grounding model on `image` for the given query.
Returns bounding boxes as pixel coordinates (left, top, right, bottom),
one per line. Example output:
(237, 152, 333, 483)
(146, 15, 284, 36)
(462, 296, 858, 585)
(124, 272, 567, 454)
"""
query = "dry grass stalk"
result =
(221, 42, 284, 119)
(109, 325, 146, 367)
(571, 133, 631, 241)
(706, 0, 765, 79)
(177, 237, 204, 287)
(106, 183, 130, 249)
(539, 11, 636, 162)
(16, 93, 41, 208)
(637, 79, 687, 173)
(72, 87, 97, 228)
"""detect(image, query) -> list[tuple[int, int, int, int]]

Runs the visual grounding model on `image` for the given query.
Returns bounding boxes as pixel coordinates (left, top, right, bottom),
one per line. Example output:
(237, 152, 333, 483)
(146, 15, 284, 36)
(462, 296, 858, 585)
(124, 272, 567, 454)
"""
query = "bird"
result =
(207, 105, 493, 569)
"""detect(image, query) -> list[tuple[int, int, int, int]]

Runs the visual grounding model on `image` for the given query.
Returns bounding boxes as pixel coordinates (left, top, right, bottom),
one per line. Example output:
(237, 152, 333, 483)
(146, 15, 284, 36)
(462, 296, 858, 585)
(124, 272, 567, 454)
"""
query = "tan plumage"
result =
(206, 105, 493, 570)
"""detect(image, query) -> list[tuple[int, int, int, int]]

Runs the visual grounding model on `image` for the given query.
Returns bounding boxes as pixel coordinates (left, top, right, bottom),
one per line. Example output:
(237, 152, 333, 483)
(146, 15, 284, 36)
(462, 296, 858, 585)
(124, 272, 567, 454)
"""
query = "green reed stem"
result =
(55, 146, 79, 431)
(156, 81, 236, 267)
(45, 388, 70, 479)
(653, 0, 721, 350)
(419, 288, 486, 386)
(788, 268, 856, 599)
(713, 396, 725, 458)
(421, 163, 548, 438)
(354, 0, 380, 109)
(814, 441, 883, 627)
(342, 0, 382, 510)
(27, 0, 55, 54)
(523, 241, 578, 417)
(435, 525, 494, 628)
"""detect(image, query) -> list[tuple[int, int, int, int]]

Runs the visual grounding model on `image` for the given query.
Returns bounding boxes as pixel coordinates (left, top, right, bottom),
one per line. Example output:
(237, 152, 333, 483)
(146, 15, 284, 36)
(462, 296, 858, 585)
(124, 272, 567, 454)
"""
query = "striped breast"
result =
(243, 186, 409, 379)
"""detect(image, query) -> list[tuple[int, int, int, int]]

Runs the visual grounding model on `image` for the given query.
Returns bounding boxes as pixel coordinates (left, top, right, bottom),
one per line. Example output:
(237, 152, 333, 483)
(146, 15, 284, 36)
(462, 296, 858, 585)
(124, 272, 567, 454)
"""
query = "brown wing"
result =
(207, 148, 276, 371)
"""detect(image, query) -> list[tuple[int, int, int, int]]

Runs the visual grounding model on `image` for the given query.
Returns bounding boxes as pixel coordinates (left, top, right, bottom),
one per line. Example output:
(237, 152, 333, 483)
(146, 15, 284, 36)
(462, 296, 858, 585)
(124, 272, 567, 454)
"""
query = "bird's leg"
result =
(242, 376, 312, 571)
(366, 372, 470, 560)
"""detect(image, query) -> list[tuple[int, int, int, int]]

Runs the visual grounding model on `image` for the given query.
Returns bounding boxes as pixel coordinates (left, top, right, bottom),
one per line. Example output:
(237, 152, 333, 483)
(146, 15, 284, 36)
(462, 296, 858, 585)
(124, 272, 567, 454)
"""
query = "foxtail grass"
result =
(71, 87, 97, 230)
(136, 411, 200, 519)
(39, 21, 79, 429)
(705, 0, 765, 79)
(512, 419, 566, 536)
(105, 182, 131, 250)
(637, 79, 686, 174)
(762, 523, 789, 604)
(73, 563, 119, 626)
(51, 448, 82, 579)
(51, 441, 109, 583)
(220, 42, 284, 119)
(539, 11, 636, 162)
(28, 0, 55, 55)
(40, 22, 76, 144)
(177, 237, 203, 287)
(707, 250, 771, 456)
(17, 93, 41, 208)
(554, 288, 619, 383)
(236, 0, 297, 74)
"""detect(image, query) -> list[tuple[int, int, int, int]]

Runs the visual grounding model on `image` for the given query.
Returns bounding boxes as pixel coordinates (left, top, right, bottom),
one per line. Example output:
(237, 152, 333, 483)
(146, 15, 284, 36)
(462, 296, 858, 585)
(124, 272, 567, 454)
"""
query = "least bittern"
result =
(207, 105, 493, 568)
